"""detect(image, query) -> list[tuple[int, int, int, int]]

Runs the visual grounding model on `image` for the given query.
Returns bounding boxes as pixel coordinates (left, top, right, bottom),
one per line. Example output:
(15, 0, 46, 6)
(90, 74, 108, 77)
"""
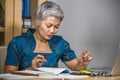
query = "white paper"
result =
(58, 73, 89, 79)
(0, 73, 89, 80)
(36, 67, 70, 75)
(14, 70, 45, 74)
(0, 73, 38, 80)
(38, 73, 89, 79)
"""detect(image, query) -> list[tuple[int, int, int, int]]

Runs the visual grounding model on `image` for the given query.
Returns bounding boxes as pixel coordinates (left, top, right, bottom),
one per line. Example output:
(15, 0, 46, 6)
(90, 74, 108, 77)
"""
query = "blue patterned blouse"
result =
(5, 28, 77, 70)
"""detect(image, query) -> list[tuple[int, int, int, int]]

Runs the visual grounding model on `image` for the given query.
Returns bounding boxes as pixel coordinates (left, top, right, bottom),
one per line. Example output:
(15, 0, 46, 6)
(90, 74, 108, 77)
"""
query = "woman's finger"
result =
(80, 50, 92, 62)
(35, 54, 46, 62)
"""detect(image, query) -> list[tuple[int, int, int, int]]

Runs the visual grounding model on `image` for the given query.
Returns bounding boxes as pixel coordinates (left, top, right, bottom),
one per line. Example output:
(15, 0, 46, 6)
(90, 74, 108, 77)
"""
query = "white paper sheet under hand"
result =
(36, 67, 70, 75)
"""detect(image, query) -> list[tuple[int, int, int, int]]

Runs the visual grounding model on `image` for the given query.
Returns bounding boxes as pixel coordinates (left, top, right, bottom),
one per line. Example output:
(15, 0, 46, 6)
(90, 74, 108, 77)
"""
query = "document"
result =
(0, 68, 89, 80)
(36, 67, 70, 75)
(11, 70, 54, 76)
(11, 70, 44, 76)
(0, 73, 89, 80)
(0, 69, 89, 80)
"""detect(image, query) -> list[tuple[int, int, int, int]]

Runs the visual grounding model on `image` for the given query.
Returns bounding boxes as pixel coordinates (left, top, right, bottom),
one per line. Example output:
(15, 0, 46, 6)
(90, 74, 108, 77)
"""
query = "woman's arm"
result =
(64, 58, 86, 71)
(4, 54, 46, 73)
(4, 65, 18, 73)
(64, 50, 92, 71)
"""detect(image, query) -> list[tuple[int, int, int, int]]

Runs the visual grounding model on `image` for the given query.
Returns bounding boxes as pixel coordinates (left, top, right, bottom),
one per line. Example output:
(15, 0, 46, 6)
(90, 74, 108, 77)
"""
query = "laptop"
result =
(71, 44, 120, 76)
(90, 44, 120, 76)
(111, 44, 120, 76)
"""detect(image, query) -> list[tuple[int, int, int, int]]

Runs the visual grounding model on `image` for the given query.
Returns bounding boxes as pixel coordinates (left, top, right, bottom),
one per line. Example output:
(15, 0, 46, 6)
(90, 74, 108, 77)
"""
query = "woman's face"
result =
(37, 16, 61, 40)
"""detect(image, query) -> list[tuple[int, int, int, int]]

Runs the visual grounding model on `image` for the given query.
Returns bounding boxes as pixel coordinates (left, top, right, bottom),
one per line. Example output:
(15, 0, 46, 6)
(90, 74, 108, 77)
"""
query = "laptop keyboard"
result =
(89, 67, 112, 76)
(90, 70, 112, 77)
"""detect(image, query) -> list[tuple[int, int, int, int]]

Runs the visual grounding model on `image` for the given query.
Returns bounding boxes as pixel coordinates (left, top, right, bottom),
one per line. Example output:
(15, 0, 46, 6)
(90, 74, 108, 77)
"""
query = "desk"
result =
(0, 73, 120, 80)
(80, 76, 120, 80)
(17, 76, 120, 80)
(13, 76, 120, 80)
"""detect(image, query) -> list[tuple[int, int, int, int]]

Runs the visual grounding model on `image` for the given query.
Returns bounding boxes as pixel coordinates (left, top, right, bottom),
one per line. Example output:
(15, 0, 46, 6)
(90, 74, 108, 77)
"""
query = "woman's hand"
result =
(79, 50, 92, 66)
(31, 54, 46, 69)
(64, 50, 92, 71)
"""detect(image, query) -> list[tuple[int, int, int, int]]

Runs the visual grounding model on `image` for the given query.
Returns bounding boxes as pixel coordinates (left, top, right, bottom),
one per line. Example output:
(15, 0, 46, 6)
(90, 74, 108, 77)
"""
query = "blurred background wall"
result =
(50, 0, 120, 69)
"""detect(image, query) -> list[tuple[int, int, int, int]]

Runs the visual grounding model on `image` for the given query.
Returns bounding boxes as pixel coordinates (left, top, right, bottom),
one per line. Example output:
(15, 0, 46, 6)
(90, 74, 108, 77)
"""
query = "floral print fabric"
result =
(5, 28, 76, 70)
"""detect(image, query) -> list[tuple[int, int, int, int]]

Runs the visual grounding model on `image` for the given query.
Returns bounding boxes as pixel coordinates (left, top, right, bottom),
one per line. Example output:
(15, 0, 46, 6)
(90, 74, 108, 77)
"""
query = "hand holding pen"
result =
(31, 54, 46, 69)
(79, 50, 92, 66)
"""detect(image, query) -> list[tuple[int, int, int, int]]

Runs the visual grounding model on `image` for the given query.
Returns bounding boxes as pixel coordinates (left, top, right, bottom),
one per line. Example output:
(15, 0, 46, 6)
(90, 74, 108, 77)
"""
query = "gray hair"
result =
(34, 1, 64, 25)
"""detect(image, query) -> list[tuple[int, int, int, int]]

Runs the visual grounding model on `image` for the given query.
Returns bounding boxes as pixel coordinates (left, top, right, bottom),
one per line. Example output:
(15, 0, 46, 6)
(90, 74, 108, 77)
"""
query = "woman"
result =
(4, 1, 92, 73)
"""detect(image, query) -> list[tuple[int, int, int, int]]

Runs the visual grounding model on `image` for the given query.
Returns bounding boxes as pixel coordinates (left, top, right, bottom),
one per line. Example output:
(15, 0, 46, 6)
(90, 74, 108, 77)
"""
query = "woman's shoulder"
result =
(8, 36, 25, 45)
(11, 34, 26, 41)
(9, 33, 33, 45)
(11, 29, 34, 42)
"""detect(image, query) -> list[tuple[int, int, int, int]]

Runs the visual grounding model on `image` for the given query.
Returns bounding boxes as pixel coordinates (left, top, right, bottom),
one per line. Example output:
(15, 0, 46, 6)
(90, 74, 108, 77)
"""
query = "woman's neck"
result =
(33, 31, 47, 43)
(33, 31, 52, 53)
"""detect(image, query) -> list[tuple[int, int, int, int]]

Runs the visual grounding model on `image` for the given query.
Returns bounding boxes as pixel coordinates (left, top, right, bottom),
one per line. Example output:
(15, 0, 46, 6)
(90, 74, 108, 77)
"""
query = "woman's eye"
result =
(55, 26, 59, 29)
(46, 25, 52, 28)
(55, 25, 60, 29)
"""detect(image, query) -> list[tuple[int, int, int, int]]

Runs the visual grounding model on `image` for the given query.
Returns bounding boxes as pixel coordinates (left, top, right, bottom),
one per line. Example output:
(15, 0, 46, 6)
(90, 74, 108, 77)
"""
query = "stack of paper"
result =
(0, 68, 89, 80)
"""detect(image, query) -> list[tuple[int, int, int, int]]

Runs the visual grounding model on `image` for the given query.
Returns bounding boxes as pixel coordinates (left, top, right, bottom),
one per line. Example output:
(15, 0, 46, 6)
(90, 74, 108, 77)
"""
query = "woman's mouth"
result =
(47, 35, 53, 38)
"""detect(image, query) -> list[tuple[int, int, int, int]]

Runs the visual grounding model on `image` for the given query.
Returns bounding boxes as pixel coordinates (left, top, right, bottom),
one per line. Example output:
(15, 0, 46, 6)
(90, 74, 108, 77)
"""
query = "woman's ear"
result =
(34, 19, 39, 26)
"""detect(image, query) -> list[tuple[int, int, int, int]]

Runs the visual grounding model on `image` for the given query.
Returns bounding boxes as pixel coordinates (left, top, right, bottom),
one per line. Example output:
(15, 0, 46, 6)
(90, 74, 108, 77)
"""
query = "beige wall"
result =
(0, 46, 7, 73)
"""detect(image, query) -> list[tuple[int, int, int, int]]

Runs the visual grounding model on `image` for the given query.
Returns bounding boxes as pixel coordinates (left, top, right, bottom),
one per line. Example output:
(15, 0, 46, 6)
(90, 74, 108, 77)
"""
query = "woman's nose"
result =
(49, 27, 54, 33)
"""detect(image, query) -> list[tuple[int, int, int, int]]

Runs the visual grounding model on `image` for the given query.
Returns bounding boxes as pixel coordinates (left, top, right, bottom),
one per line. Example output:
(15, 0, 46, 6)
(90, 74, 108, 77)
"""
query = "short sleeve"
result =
(5, 38, 20, 67)
(61, 39, 77, 62)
